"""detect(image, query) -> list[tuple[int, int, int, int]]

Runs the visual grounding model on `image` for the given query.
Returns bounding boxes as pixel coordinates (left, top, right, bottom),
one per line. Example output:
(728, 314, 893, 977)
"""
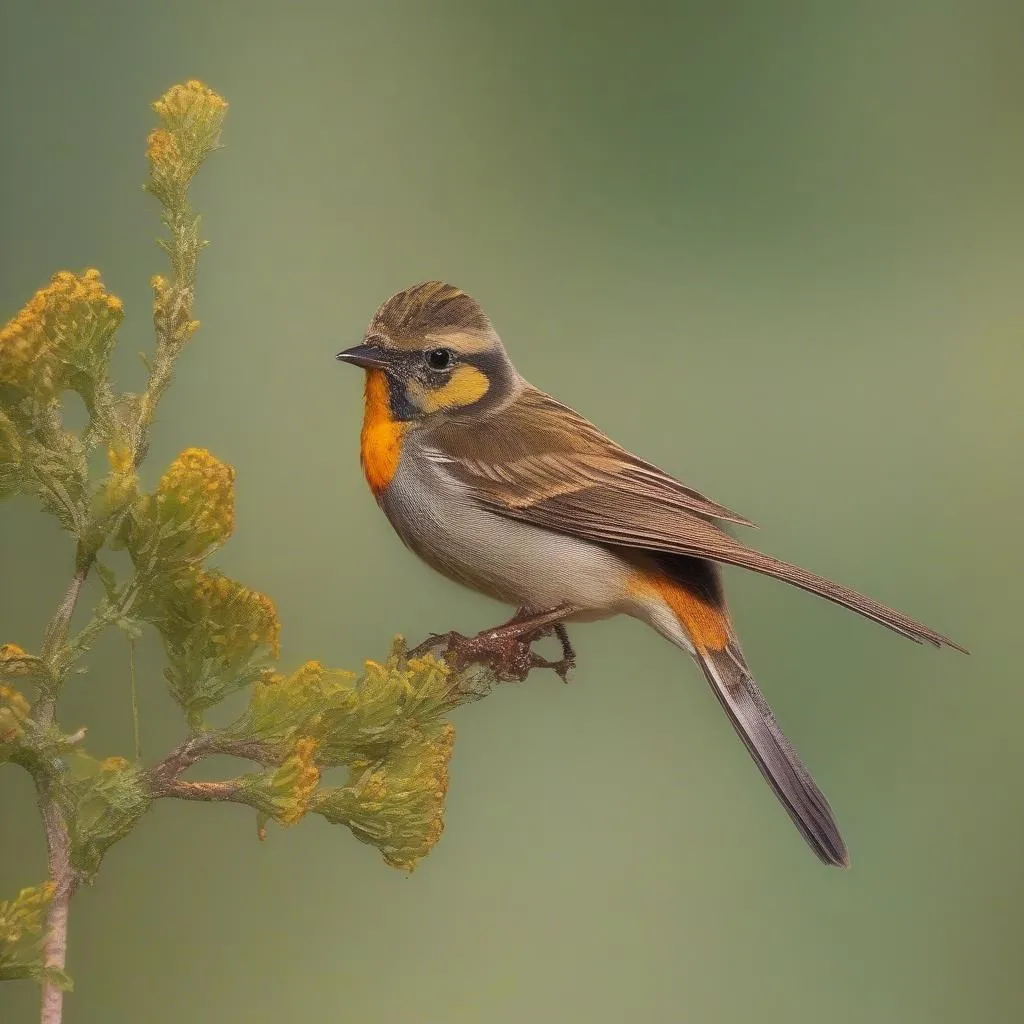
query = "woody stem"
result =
(36, 554, 94, 1024)
(37, 795, 73, 1024)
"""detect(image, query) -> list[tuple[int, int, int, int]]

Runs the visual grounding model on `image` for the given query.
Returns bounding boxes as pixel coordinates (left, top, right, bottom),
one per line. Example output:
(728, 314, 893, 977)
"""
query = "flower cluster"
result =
(152, 79, 228, 128)
(241, 736, 321, 828)
(0, 682, 31, 757)
(183, 567, 281, 660)
(145, 129, 181, 170)
(0, 269, 123, 400)
(99, 444, 138, 516)
(0, 883, 55, 982)
(314, 723, 455, 871)
(127, 447, 236, 567)
(157, 447, 235, 548)
(226, 644, 460, 766)
(146, 80, 227, 207)
(221, 644, 463, 870)
(0, 643, 31, 676)
(0, 643, 44, 691)
(67, 754, 151, 879)
(227, 659, 358, 753)
(147, 273, 199, 344)
(153, 567, 281, 718)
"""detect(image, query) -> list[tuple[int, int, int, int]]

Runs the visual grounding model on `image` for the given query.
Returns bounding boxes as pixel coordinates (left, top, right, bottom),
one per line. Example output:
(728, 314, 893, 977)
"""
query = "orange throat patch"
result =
(360, 369, 407, 497)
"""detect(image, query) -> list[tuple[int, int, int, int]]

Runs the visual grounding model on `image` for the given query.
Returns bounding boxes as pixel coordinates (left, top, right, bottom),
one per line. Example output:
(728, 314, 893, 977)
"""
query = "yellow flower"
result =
(0, 882, 55, 947)
(228, 660, 360, 753)
(150, 274, 170, 316)
(313, 723, 456, 871)
(150, 566, 281, 718)
(0, 682, 31, 748)
(241, 736, 321, 828)
(273, 737, 321, 826)
(101, 445, 137, 512)
(0, 684, 29, 712)
(145, 128, 180, 168)
(0, 645, 45, 707)
(152, 80, 228, 124)
(108, 447, 132, 475)
(0, 269, 123, 397)
(144, 447, 236, 558)
(147, 81, 227, 203)
(183, 566, 281, 661)
(0, 645, 32, 677)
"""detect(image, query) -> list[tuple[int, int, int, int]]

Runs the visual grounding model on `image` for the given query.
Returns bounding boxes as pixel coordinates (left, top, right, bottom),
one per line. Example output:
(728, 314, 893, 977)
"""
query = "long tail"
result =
(699, 545, 967, 653)
(696, 641, 849, 867)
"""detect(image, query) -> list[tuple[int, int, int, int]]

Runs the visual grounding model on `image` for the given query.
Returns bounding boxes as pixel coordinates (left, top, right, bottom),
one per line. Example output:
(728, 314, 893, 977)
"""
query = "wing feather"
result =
(427, 386, 965, 652)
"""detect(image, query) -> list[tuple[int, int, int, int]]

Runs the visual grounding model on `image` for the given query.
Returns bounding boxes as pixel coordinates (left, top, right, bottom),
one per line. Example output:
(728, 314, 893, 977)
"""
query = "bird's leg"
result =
(483, 606, 577, 682)
(408, 605, 577, 683)
(492, 609, 576, 681)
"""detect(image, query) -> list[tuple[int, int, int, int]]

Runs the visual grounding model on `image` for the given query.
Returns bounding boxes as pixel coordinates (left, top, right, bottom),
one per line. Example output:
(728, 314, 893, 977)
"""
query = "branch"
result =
(38, 560, 90, 691)
(35, 777, 73, 1024)
(144, 734, 215, 793)
(144, 733, 275, 799)
(33, 552, 93, 1024)
(154, 779, 245, 803)
(146, 740, 249, 807)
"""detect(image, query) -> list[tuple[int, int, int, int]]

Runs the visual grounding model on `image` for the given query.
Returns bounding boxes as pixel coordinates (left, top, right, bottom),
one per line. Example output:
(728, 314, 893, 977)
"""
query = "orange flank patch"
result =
(628, 569, 730, 653)
(360, 369, 407, 496)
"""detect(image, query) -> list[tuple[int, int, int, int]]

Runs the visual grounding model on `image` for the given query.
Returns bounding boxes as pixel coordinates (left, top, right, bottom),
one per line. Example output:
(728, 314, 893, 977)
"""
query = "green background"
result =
(2, 2, 1022, 1021)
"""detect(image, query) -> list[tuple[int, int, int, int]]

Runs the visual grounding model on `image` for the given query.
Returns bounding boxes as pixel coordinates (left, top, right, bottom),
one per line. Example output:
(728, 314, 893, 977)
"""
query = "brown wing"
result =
(428, 385, 758, 527)
(427, 386, 965, 652)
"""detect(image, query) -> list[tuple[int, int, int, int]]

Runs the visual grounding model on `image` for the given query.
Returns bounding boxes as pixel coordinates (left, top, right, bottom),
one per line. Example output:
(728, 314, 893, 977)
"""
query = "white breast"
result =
(379, 447, 632, 617)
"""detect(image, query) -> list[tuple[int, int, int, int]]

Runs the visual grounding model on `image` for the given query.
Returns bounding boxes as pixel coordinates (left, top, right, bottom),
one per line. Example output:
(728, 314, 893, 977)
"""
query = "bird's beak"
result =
(335, 344, 390, 370)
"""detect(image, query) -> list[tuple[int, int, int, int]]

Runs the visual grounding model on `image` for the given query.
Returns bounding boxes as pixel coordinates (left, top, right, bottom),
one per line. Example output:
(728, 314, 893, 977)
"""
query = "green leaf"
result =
(65, 755, 151, 879)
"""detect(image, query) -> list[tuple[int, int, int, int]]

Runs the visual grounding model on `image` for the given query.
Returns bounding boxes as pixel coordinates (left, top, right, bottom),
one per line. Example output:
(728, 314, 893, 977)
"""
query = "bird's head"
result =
(336, 281, 517, 422)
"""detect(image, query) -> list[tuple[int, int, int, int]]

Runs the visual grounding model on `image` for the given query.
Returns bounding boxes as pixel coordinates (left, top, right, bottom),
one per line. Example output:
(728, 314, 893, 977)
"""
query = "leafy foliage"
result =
(0, 79, 495, 1002)
(0, 884, 57, 983)
(63, 756, 151, 880)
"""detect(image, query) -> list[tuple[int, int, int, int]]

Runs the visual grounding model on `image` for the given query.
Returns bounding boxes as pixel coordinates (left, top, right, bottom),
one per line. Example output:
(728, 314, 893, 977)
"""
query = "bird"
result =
(336, 280, 965, 868)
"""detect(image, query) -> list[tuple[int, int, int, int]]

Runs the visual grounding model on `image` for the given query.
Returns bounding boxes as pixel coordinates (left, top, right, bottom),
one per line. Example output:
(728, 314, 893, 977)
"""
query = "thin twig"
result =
(39, 562, 90, 689)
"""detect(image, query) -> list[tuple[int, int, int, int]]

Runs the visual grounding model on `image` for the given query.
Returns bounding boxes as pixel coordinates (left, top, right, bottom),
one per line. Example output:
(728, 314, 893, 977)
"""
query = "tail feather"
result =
(700, 546, 967, 653)
(697, 643, 849, 867)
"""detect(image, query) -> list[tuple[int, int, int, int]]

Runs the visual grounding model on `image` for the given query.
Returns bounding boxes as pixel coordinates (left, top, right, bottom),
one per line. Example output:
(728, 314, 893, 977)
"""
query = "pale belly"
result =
(378, 456, 635, 619)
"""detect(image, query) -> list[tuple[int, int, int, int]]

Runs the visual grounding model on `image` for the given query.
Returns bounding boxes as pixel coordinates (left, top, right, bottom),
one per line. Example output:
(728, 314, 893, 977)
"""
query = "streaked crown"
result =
(369, 281, 497, 350)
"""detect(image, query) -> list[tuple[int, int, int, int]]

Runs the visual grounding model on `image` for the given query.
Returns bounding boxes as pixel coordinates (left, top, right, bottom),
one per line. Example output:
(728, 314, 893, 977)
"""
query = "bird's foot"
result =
(408, 606, 577, 683)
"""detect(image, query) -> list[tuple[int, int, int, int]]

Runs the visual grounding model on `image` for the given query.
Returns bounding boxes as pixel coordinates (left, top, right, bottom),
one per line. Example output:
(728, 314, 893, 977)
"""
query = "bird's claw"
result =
(528, 650, 575, 683)
(409, 610, 576, 683)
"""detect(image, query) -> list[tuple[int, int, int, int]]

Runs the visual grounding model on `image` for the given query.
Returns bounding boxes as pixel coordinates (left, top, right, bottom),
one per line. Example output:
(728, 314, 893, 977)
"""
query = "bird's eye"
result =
(425, 348, 453, 371)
